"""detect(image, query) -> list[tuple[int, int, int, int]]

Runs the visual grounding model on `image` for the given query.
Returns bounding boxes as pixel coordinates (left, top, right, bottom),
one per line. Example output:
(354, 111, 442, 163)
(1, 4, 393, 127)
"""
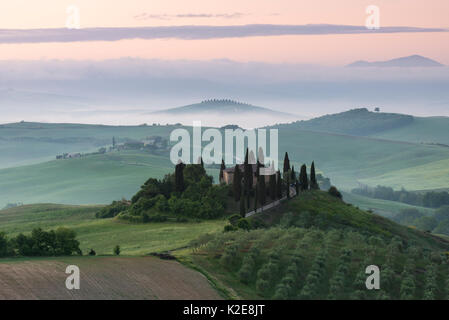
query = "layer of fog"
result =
(1, 59, 448, 127)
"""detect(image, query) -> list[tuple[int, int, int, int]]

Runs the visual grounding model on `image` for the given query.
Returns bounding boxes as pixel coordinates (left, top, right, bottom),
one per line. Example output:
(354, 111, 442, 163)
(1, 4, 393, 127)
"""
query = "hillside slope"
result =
(188, 191, 449, 300)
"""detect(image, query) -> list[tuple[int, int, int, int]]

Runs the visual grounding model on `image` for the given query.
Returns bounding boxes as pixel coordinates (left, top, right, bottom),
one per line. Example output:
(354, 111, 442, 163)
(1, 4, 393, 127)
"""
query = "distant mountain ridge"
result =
(151, 99, 294, 117)
(347, 55, 444, 68)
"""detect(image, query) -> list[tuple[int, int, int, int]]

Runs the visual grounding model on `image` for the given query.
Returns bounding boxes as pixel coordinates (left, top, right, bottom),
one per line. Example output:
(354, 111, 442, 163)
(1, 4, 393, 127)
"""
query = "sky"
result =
(0, 0, 448, 125)
(0, 0, 448, 65)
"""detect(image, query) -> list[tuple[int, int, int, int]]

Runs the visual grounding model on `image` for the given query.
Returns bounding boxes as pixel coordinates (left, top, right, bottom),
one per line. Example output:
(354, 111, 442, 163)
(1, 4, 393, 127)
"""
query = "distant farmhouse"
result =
(56, 135, 168, 160)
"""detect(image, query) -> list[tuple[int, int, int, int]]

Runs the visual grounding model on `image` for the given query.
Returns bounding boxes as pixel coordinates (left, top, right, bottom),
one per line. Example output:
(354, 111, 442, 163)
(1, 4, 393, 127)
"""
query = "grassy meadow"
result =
(0, 204, 227, 256)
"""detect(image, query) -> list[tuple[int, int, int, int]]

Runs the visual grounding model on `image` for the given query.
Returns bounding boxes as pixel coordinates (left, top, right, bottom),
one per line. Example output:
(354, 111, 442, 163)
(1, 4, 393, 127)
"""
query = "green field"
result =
(0, 151, 174, 207)
(372, 117, 449, 145)
(276, 128, 449, 191)
(342, 192, 435, 218)
(0, 204, 227, 256)
(359, 158, 449, 191)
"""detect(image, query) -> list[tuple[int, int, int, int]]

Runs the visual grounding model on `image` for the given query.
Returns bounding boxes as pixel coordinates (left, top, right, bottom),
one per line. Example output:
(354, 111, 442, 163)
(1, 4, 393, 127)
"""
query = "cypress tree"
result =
(259, 174, 266, 206)
(244, 149, 253, 192)
(254, 184, 259, 211)
(175, 162, 185, 192)
(276, 171, 282, 199)
(269, 173, 276, 199)
(299, 164, 309, 191)
(286, 174, 291, 199)
(310, 161, 319, 190)
(240, 190, 246, 217)
(291, 165, 296, 181)
(283, 152, 290, 174)
(219, 159, 226, 183)
(233, 165, 242, 202)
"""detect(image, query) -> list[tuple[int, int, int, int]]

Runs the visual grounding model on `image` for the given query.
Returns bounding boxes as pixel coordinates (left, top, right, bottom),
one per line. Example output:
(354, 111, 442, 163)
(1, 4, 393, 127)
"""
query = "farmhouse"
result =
(221, 163, 272, 185)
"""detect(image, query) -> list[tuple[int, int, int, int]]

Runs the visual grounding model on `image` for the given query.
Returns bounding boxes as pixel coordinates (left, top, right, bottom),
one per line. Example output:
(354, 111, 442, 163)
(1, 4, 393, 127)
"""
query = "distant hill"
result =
(347, 55, 444, 68)
(151, 99, 293, 117)
(288, 108, 414, 136)
(282, 108, 449, 145)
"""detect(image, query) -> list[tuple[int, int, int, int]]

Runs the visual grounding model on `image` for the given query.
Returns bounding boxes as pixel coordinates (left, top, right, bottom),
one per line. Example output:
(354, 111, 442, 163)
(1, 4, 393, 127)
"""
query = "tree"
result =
(400, 261, 416, 300)
(175, 162, 186, 193)
(283, 152, 290, 174)
(258, 174, 266, 207)
(114, 245, 121, 256)
(219, 159, 226, 184)
(328, 186, 343, 199)
(254, 184, 259, 211)
(299, 164, 309, 191)
(233, 165, 242, 202)
(243, 149, 253, 194)
(0, 232, 9, 257)
(310, 161, 319, 190)
(291, 166, 296, 181)
(240, 190, 246, 217)
(276, 171, 282, 199)
(269, 173, 276, 200)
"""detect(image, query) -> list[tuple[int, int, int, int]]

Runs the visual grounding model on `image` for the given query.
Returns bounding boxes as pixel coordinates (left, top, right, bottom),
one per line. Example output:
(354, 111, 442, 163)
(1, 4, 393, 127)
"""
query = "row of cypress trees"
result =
(218, 150, 321, 216)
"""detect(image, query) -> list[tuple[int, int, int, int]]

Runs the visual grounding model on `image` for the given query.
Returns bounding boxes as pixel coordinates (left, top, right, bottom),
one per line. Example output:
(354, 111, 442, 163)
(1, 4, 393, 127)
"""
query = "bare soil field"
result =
(0, 256, 222, 300)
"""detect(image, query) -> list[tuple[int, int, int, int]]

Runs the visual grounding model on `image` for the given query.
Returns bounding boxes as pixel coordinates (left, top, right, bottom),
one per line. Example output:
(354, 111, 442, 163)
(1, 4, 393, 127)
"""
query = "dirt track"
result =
(0, 256, 222, 300)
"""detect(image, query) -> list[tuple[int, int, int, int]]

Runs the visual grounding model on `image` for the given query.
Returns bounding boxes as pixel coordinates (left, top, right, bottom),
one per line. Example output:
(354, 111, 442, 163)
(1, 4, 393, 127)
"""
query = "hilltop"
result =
(288, 108, 414, 136)
(151, 99, 294, 117)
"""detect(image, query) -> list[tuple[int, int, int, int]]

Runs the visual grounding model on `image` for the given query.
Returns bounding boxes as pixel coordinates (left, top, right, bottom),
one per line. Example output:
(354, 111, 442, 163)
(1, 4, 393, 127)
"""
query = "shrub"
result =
(224, 225, 237, 232)
(237, 218, 251, 231)
(96, 200, 130, 218)
(328, 186, 343, 199)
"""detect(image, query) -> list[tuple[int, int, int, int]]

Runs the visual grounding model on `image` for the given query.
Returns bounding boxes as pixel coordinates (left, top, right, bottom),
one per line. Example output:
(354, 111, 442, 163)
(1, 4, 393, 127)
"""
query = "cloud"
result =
(134, 13, 247, 20)
(0, 24, 446, 44)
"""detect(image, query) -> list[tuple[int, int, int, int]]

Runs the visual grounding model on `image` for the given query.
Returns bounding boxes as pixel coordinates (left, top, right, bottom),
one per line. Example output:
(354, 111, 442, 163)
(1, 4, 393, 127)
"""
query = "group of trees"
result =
(98, 161, 229, 222)
(393, 206, 449, 236)
(0, 228, 81, 258)
(352, 185, 449, 209)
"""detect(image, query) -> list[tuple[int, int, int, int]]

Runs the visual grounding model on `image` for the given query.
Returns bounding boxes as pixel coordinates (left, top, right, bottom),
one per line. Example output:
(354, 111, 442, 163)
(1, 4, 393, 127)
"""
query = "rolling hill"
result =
(0, 121, 178, 169)
(1, 107, 448, 211)
(287, 108, 449, 145)
(1, 112, 449, 208)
